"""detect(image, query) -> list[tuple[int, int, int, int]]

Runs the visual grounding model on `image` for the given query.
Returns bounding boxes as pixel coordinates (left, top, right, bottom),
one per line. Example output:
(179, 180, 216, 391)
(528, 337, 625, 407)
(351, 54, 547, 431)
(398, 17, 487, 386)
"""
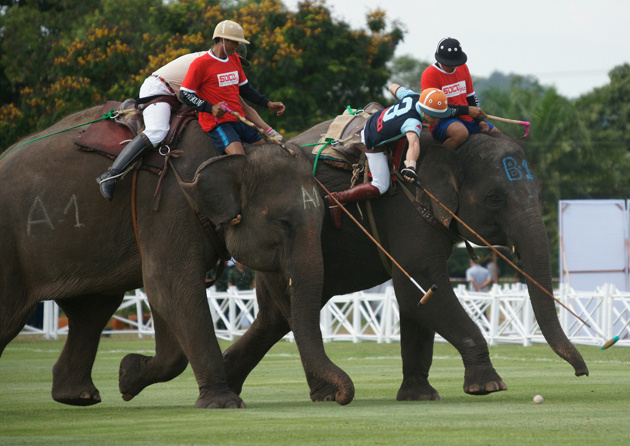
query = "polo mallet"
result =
(314, 177, 437, 303)
(601, 336, 619, 350)
(219, 103, 294, 155)
(412, 180, 590, 327)
(486, 115, 531, 138)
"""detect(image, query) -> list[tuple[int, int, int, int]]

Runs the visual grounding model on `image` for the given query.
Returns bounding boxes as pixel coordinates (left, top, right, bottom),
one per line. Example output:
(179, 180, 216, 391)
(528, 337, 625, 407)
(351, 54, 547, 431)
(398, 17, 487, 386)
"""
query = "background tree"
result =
(0, 0, 403, 149)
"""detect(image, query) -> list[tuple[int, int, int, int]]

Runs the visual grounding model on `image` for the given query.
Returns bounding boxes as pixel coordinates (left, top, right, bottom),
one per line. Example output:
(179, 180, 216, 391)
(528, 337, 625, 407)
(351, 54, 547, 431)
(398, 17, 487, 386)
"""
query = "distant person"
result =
(486, 258, 500, 284)
(228, 262, 255, 290)
(466, 260, 492, 292)
(206, 262, 231, 291)
(420, 37, 499, 149)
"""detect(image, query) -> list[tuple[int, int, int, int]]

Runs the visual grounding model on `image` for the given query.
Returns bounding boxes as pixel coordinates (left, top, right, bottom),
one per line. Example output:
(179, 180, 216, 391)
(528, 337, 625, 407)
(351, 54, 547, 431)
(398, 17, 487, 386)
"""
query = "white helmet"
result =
(213, 20, 250, 44)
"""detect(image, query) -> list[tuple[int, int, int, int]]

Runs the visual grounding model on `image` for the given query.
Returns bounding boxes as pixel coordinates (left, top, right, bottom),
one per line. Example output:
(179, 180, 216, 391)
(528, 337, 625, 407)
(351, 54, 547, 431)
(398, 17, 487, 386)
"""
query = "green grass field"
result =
(1, 336, 628, 445)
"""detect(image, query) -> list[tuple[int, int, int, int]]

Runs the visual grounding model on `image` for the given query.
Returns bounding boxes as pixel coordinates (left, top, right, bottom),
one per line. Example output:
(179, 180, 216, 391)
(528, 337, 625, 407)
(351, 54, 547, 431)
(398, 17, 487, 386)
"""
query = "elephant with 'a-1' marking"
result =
(0, 105, 355, 408)
(221, 123, 589, 403)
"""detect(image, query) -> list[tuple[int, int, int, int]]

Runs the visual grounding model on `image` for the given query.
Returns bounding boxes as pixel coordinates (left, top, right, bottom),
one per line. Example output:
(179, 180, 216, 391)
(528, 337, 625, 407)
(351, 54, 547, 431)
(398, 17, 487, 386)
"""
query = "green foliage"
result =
(1, 338, 629, 445)
(387, 54, 429, 93)
(0, 0, 403, 149)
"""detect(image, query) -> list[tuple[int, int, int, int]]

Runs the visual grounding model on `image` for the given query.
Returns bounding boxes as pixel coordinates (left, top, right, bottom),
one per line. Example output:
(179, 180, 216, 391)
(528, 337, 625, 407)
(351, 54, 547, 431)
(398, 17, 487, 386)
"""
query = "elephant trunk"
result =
(287, 228, 355, 405)
(510, 213, 589, 376)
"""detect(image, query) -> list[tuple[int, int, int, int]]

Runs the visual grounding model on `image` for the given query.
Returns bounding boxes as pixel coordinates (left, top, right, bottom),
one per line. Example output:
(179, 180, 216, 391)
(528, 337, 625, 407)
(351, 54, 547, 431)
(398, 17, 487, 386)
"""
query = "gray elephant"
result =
(222, 123, 589, 402)
(0, 106, 354, 408)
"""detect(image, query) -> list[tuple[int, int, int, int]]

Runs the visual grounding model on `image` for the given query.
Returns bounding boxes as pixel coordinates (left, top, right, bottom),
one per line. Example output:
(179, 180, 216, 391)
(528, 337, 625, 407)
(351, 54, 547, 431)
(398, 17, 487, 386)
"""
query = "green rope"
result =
(0, 109, 118, 163)
(300, 138, 335, 175)
(303, 105, 355, 174)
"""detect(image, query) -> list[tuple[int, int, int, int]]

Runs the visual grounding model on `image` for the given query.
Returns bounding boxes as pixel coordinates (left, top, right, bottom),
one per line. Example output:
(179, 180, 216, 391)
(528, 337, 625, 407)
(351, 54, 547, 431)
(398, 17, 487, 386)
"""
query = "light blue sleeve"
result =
(395, 86, 419, 101)
(400, 118, 422, 137)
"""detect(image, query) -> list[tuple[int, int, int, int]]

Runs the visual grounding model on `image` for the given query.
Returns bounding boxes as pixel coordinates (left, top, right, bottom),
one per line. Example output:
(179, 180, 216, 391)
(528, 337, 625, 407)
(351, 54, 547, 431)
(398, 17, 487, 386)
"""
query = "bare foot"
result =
(229, 214, 242, 225)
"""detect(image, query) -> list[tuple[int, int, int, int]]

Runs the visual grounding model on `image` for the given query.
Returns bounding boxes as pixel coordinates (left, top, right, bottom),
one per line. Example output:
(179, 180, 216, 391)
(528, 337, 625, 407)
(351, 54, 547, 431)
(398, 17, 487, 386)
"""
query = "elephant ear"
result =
(179, 154, 247, 226)
(417, 148, 459, 228)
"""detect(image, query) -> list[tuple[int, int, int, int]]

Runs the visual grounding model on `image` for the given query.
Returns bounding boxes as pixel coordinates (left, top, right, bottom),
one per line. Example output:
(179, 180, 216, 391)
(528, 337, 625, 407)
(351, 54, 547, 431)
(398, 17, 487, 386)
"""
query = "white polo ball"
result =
(533, 395, 544, 404)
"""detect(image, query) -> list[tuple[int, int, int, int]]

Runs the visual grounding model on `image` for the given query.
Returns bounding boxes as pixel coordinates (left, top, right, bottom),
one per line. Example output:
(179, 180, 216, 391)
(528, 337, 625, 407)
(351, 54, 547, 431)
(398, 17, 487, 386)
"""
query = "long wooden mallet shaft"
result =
(314, 177, 437, 302)
(486, 114, 531, 138)
(413, 180, 590, 327)
(219, 103, 294, 155)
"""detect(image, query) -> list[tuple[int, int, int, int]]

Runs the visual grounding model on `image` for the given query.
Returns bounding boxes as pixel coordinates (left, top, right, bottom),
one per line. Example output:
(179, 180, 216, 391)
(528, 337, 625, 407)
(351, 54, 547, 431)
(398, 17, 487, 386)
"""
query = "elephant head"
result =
(180, 143, 355, 404)
(420, 131, 588, 377)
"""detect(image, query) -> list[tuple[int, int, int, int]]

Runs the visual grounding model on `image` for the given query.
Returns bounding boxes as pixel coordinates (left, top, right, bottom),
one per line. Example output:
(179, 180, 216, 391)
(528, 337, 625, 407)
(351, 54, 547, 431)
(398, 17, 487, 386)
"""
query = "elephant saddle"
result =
(312, 102, 384, 167)
(75, 99, 197, 173)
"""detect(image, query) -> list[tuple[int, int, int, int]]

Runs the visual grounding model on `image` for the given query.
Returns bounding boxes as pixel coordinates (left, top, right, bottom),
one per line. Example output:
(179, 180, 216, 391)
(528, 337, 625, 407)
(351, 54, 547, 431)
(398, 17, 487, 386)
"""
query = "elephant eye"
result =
(277, 218, 292, 231)
(485, 191, 505, 209)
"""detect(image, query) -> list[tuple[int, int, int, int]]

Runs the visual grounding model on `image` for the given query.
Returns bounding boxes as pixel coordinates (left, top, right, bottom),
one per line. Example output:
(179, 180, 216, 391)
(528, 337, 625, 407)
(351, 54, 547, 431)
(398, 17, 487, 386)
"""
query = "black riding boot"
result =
(96, 133, 153, 201)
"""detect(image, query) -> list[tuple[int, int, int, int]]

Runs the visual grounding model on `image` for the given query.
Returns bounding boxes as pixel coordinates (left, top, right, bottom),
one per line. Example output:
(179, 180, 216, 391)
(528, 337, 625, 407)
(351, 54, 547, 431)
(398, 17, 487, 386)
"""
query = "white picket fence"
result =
(19, 283, 630, 348)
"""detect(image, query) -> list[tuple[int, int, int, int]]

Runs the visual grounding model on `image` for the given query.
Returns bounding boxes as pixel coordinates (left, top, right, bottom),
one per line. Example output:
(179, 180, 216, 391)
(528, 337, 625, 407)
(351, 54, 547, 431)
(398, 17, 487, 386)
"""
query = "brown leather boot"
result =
(325, 182, 381, 229)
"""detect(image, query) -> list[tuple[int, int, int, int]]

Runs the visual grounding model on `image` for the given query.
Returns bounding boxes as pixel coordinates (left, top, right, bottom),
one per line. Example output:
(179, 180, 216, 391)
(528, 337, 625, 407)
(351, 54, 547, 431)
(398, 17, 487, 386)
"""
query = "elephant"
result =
(221, 122, 589, 402)
(0, 106, 355, 408)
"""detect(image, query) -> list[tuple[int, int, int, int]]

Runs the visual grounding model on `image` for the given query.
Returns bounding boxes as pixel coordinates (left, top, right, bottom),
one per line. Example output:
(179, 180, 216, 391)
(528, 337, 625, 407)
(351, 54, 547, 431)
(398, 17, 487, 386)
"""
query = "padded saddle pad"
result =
(75, 101, 167, 171)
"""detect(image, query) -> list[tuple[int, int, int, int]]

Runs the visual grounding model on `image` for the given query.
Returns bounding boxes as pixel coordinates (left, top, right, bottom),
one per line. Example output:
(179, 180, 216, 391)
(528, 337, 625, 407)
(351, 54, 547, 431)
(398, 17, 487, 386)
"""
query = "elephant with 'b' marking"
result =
(0, 105, 355, 408)
(222, 123, 589, 403)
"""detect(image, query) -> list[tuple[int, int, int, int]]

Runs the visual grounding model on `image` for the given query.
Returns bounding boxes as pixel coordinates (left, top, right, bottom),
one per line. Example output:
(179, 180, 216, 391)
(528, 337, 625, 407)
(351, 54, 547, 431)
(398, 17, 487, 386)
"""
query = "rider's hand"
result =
(268, 101, 286, 116)
(468, 106, 488, 120)
(401, 165, 417, 182)
(212, 102, 228, 118)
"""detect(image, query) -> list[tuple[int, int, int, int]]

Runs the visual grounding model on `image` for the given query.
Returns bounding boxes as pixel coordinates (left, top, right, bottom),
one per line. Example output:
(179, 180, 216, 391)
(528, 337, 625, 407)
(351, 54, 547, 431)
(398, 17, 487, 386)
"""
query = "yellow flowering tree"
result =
(1, 0, 402, 150)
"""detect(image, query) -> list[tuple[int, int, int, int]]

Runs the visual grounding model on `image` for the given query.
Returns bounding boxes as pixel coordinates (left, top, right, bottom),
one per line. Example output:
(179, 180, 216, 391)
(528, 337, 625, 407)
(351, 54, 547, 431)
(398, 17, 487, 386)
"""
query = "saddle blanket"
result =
(75, 100, 195, 172)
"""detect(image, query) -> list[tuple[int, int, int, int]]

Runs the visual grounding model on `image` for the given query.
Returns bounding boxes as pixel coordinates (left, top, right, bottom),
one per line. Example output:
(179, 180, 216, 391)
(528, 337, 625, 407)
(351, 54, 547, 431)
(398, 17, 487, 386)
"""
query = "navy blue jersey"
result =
(363, 88, 424, 150)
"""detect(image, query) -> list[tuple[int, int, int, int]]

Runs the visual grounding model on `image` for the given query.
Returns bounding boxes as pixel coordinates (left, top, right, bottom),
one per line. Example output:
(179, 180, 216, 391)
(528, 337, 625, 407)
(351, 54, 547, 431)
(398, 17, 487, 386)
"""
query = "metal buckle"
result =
(159, 145, 171, 156)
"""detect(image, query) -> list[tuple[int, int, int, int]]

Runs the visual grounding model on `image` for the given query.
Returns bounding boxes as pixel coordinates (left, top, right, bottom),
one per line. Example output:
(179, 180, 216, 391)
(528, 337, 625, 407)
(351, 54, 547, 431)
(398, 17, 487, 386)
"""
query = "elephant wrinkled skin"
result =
(0, 106, 354, 408)
(222, 123, 588, 403)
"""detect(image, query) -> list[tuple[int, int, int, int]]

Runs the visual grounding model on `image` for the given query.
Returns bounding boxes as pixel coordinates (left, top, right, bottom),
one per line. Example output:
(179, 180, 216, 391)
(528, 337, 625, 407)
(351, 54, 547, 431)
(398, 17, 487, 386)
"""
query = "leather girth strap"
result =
(167, 158, 231, 262)
(392, 171, 483, 263)
(129, 160, 230, 263)
(132, 169, 141, 258)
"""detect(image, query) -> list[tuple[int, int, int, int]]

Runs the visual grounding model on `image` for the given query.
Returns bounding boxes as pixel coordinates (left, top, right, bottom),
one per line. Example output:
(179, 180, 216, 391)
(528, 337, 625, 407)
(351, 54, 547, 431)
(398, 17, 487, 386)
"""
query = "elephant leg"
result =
(394, 269, 507, 397)
(119, 307, 189, 401)
(428, 298, 507, 395)
(138, 269, 244, 409)
(223, 277, 291, 395)
(0, 293, 37, 358)
(396, 313, 441, 401)
(52, 293, 124, 406)
(251, 272, 354, 405)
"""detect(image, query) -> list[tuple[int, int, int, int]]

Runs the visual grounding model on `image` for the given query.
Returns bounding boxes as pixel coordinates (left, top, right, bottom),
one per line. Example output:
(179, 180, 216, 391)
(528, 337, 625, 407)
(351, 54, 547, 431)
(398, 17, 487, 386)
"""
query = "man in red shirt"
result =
(180, 20, 285, 155)
(421, 37, 499, 149)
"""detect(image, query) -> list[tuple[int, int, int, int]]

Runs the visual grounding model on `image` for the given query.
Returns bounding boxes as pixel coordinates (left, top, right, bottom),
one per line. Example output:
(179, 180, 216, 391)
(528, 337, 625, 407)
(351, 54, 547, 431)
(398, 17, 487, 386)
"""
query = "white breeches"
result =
(138, 76, 174, 146)
(365, 152, 390, 195)
(361, 129, 390, 195)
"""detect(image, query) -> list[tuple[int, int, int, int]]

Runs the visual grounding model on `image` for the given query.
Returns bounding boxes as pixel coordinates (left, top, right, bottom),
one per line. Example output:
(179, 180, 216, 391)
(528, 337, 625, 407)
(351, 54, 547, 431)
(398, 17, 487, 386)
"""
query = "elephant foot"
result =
(52, 384, 101, 406)
(52, 365, 102, 406)
(196, 385, 246, 409)
(396, 378, 442, 401)
(310, 382, 339, 403)
(463, 366, 508, 395)
(309, 374, 355, 405)
(119, 353, 153, 401)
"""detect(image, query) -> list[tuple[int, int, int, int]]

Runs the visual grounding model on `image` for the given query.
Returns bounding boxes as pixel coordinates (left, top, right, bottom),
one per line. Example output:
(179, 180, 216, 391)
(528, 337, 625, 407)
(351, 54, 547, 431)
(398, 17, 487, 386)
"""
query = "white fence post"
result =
(20, 284, 630, 347)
